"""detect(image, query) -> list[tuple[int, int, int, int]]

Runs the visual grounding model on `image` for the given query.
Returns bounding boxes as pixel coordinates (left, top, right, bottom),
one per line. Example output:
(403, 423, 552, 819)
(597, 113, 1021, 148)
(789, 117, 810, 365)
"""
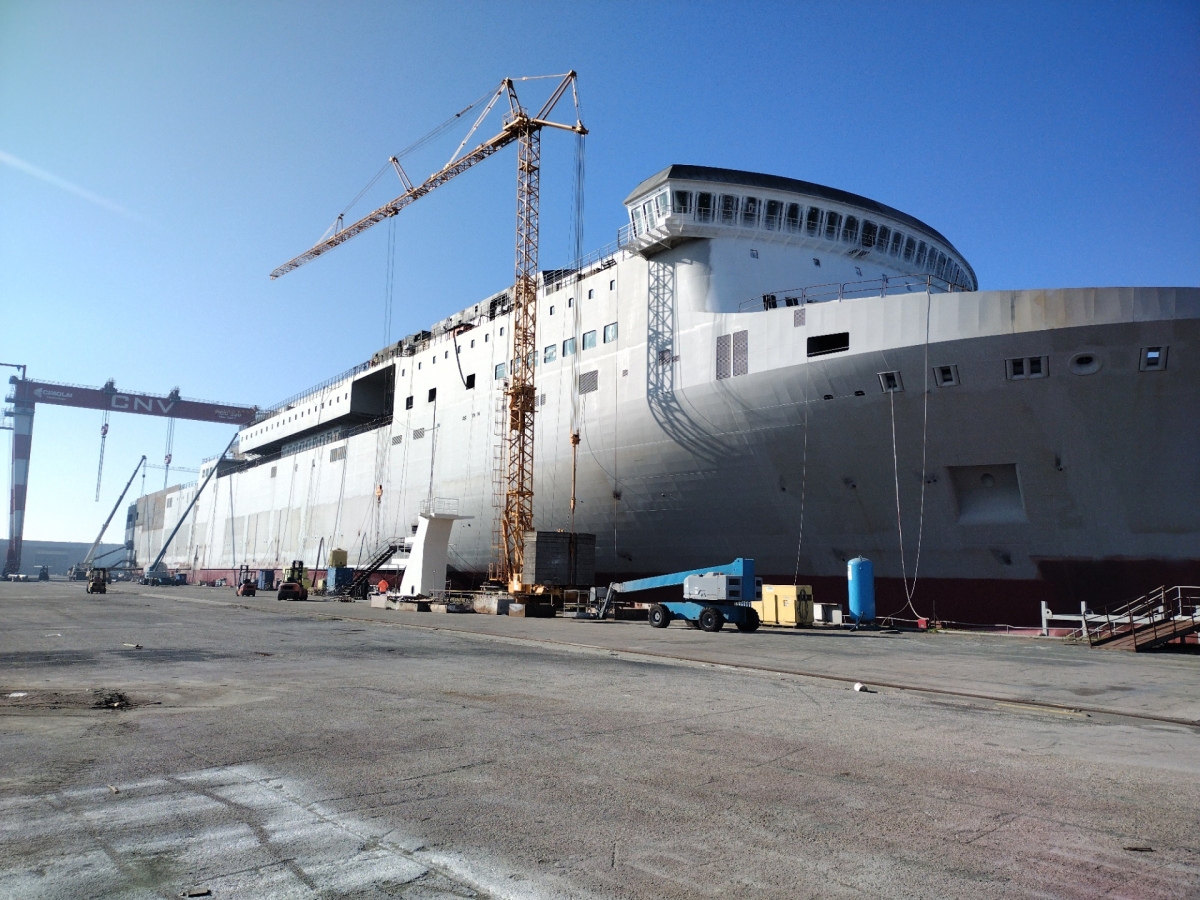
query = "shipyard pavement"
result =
(1, 581, 1197, 899)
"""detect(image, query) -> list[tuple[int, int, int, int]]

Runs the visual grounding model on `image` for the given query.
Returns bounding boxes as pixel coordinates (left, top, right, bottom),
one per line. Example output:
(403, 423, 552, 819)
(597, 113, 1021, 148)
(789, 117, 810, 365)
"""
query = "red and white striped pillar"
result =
(3, 379, 35, 576)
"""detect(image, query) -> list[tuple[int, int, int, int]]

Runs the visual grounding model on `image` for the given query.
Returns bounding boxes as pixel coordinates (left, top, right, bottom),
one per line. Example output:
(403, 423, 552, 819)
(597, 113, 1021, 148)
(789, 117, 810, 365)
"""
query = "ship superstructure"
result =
(131, 166, 1199, 623)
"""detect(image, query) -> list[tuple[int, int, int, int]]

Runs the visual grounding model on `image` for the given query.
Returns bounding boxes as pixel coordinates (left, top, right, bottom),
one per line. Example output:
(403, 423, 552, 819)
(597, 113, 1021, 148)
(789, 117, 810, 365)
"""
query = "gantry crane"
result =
(270, 73, 586, 590)
(2, 371, 256, 576)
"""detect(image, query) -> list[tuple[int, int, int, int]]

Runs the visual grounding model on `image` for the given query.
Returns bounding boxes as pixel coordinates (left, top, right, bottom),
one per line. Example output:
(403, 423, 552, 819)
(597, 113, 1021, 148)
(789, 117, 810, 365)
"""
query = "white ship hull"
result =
(132, 168, 1199, 624)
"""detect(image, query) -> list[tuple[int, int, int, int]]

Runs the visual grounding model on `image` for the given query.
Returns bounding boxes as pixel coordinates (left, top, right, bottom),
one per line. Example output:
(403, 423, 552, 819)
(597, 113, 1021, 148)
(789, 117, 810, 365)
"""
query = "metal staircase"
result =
(334, 538, 403, 600)
(1084, 585, 1200, 651)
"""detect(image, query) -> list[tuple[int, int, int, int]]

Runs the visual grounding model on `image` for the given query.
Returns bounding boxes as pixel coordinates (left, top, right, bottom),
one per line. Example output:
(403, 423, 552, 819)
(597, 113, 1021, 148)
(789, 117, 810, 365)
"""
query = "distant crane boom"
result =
(82, 455, 146, 567)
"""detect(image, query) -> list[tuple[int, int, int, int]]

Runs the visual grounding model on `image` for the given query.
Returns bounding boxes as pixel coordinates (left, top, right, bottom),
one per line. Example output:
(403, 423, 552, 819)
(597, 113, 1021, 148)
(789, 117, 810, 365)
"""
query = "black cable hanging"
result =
(383, 216, 397, 346)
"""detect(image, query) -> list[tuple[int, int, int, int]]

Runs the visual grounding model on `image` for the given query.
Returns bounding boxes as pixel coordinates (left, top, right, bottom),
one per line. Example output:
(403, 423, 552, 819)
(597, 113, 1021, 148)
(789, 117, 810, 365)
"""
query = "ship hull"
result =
(133, 281, 1198, 626)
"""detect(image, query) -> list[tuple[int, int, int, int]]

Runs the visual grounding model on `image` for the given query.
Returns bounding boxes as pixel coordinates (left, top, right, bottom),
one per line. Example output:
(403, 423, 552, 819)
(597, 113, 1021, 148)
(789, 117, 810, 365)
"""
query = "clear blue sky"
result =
(2, 0, 1197, 542)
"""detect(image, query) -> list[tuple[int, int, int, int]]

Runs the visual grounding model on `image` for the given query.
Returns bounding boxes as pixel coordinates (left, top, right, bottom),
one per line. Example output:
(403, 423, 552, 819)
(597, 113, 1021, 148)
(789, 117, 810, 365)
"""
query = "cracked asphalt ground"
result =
(1, 581, 1198, 899)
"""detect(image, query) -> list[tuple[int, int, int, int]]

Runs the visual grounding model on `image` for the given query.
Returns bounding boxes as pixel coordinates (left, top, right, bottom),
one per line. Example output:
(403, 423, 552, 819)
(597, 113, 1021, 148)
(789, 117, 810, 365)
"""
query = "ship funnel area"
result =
(621, 165, 976, 312)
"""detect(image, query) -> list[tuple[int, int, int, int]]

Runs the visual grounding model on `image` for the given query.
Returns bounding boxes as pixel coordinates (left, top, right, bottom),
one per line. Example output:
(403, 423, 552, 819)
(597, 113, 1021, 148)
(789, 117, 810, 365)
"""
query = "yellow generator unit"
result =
(753, 584, 814, 627)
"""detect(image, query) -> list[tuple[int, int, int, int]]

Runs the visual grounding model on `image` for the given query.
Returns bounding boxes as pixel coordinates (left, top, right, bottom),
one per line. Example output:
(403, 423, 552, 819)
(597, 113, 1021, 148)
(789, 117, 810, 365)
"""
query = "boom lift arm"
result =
(596, 558, 761, 634)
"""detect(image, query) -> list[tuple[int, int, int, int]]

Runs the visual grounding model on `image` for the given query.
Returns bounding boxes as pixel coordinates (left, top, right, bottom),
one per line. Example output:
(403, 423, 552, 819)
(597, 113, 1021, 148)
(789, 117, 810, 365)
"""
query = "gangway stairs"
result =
(1083, 585, 1200, 651)
(335, 539, 404, 600)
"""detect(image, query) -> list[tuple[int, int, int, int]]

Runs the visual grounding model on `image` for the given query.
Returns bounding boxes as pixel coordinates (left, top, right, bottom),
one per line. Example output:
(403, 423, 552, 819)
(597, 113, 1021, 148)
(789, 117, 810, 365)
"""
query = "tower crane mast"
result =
(271, 73, 586, 589)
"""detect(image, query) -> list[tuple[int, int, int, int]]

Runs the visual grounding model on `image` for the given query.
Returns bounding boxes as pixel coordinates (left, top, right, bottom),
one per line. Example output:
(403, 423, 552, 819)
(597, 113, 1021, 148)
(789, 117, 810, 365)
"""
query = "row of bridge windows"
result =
(629, 188, 970, 288)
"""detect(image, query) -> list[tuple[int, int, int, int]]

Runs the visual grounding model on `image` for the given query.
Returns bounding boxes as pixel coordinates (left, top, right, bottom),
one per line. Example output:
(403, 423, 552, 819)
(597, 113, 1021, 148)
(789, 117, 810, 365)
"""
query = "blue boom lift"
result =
(597, 558, 761, 633)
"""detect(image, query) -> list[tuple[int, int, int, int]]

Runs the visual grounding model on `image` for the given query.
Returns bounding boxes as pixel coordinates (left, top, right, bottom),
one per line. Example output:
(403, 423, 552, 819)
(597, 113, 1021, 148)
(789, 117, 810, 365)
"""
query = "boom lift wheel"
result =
(648, 603, 671, 628)
(736, 608, 761, 633)
(699, 606, 724, 633)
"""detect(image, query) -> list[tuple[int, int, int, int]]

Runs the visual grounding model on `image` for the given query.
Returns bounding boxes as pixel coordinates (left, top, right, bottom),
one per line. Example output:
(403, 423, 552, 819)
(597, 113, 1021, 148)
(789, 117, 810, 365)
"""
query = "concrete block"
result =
(508, 602, 555, 618)
(472, 595, 511, 615)
(369, 594, 387, 609)
(396, 600, 430, 612)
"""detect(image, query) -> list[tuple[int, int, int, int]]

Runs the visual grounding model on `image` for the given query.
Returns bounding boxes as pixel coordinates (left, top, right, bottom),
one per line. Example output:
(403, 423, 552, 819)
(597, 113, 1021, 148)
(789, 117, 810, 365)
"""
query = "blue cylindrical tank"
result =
(847, 557, 875, 623)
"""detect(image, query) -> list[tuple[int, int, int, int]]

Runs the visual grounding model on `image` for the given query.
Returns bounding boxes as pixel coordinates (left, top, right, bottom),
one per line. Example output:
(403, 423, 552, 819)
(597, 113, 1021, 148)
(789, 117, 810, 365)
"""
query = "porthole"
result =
(1068, 352, 1101, 376)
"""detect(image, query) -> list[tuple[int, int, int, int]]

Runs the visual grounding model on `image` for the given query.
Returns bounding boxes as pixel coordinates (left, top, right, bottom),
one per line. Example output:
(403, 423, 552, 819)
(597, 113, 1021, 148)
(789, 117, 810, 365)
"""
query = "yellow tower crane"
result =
(270, 73, 586, 591)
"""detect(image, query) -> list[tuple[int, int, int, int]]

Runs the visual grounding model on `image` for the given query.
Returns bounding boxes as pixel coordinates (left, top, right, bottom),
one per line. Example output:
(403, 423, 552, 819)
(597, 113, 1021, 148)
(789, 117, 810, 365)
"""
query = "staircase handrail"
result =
(1131, 585, 1200, 650)
(334, 537, 404, 598)
(1085, 585, 1164, 646)
(1084, 585, 1200, 647)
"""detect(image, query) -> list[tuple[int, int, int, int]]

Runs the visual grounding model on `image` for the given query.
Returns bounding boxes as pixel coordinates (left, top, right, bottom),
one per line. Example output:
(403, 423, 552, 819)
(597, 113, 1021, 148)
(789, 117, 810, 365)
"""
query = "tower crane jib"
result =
(269, 72, 587, 589)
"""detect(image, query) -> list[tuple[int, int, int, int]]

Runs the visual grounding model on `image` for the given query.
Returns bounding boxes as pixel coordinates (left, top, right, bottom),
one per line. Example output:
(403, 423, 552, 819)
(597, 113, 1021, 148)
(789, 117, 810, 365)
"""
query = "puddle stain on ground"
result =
(2, 689, 146, 713)
(92, 691, 132, 710)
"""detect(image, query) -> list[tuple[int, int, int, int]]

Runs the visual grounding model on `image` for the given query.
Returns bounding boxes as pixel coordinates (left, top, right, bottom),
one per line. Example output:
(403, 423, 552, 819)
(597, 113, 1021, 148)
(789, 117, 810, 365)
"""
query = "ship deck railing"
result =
(255, 361, 374, 424)
(738, 273, 973, 311)
(543, 232, 630, 295)
(221, 414, 394, 477)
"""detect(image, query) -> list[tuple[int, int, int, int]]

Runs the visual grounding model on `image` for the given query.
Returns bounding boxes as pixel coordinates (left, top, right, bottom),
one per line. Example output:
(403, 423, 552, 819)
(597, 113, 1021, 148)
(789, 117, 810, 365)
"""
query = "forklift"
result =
(85, 567, 108, 595)
(276, 560, 309, 601)
(235, 564, 256, 596)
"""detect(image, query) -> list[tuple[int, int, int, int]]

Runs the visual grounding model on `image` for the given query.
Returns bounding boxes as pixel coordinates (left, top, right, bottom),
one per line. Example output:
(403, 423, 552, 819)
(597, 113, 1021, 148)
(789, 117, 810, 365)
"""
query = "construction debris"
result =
(93, 691, 131, 710)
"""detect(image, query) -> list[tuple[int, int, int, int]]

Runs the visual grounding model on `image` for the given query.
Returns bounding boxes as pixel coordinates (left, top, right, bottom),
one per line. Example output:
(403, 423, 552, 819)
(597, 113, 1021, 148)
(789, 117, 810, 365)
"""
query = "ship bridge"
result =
(623, 165, 977, 297)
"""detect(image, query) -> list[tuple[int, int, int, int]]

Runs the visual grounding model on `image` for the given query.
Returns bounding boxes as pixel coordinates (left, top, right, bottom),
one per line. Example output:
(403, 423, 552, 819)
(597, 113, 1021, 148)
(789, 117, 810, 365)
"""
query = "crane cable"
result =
(384, 216, 397, 346)
(94, 412, 109, 501)
(792, 368, 811, 586)
(567, 129, 586, 533)
(162, 416, 176, 490)
(885, 290, 932, 620)
(318, 88, 497, 245)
